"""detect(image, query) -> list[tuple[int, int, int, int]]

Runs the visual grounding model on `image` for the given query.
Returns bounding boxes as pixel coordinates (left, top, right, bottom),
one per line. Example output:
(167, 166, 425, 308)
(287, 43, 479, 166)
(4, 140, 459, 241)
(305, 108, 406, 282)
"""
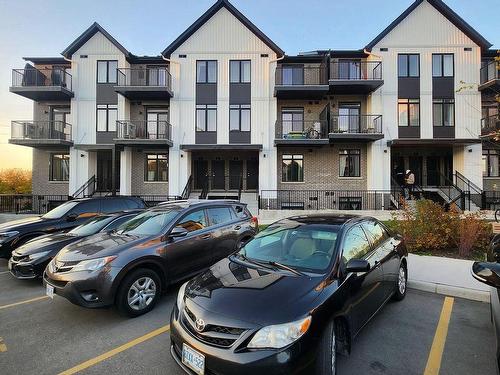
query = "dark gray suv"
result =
(44, 200, 258, 317)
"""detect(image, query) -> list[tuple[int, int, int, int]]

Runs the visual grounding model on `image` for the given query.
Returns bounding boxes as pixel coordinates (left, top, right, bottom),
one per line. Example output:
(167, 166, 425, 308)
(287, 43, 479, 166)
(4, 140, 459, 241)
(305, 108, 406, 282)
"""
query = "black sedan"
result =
(8, 210, 142, 279)
(170, 214, 408, 375)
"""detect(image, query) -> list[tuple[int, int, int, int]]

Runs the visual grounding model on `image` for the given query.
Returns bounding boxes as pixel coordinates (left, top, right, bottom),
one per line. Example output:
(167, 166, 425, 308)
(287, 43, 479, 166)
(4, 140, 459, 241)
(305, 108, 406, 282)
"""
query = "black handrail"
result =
(330, 61, 382, 80)
(11, 121, 72, 141)
(12, 68, 72, 90)
(481, 114, 500, 136)
(116, 120, 172, 141)
(237, 174, 244, 201)
(275, 65, 328, 86)
(329, 115, 383, 134)
(72, 175, 96, 199)
(275, 119, 329, 140)
(117, 67, 172, 89)
(181, 175, 193, 199)
(480, 60, 499, 84)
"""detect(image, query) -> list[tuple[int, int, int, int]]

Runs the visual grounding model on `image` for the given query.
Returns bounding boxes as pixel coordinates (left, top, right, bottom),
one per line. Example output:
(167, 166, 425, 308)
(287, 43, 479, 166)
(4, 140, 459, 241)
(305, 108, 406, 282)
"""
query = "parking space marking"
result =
(0, 295, 49, 310)
(58, 324, 171, 375)
(424, 296, 454, 375)
(0, 337, 7, 352)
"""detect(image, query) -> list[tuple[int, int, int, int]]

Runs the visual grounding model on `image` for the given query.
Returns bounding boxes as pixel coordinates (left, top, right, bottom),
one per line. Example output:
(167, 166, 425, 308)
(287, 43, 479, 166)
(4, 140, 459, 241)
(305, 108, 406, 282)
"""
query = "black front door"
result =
(246, 158, 258, 190)
(194, 159, 208, 190)
(229, 160, 243, 190)
(211, 160, 225, 190)
(97, 151, 112, 191)
(427, 156, 440, 186)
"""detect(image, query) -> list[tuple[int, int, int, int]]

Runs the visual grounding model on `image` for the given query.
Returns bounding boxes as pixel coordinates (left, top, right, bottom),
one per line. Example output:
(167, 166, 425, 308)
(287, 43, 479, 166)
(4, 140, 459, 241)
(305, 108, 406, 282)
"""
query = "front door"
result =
(229, 160, 243, 190)
(211, 160, 225, 190)
(246, 158, 258, 190)
(51, 106, 70, 139)
(146, 108, 169, 139)
(338, 103, 361, 133)
(427, 156, 440, 186)
(194, 159, 208, 190)
(97, 151, 112, 192)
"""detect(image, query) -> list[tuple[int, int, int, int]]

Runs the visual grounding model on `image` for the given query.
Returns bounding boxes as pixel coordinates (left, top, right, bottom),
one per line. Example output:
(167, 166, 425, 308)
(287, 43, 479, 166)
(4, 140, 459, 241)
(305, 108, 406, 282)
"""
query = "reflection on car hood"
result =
(56, 232, 146, 262)
(185, 257, 324, 325)
(15, 233, 79, 256)
(0, 216, 48, 232)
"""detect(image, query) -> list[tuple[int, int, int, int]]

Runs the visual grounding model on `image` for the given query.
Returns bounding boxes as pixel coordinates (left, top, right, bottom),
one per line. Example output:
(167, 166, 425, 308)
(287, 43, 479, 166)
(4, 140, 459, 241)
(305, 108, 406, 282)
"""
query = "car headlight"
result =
(0, 231, 19, 243)
(177, 281, 188, 309)
(247, 316, 312, 349)
(71, 256, 116, 272)
(27, 250, 52, 262)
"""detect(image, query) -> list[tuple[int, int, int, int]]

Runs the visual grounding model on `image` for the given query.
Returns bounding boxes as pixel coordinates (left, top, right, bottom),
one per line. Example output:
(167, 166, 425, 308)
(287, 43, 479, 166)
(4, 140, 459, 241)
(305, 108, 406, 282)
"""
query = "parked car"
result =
(0, 196, 146, 258)
(170, 214, 408, 375)
(8, 210, 142, 279)
(44, 200, 258, 317)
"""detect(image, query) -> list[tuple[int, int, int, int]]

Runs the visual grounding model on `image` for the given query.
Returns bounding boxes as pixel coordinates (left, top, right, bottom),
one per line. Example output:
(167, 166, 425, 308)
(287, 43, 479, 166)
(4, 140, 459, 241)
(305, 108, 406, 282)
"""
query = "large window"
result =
(230, 60, 251, 83)
(145, 154, 168, 182)
(483, 149, 499, 177)
(339, 149, 361, 177)
(49, 153, 69, 181)
(97, 60, 118, 83)
(282, 154, 303, 182)
(229, 105, 251, 132)
(398, 99, 420, 127)
(281, 65, 304, 85)
(433, 99, 455, 127)
(196, 61, 217, 83)
(432, 54, 454, 77)
(176, 209, 208, 233)
(196, 105, 217, 132)
(398, 54, 419, 77)
(97, 104, 117, 132)
(281, 108, 304, 134)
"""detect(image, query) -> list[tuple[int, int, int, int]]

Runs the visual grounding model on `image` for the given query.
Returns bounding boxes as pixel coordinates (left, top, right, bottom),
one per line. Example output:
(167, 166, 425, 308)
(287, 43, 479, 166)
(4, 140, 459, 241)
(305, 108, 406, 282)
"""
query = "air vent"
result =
(464, 47, 472, 51)
(261, 53, 269, 57)
(80, 54, 88, 58)
(380, 48, 388, 52)
(179, 54, 187, 58)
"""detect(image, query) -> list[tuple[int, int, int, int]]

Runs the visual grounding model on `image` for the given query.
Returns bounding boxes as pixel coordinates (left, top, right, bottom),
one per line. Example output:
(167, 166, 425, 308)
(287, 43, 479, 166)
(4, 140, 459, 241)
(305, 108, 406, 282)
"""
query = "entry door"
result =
(229, 160, 243, 190)
(97, 151, 112, 191)
(146, 109, 168, 139)
(338, 60, 361, 79)
(408, 156, 423, 186)
(194, 159, 208, 190)
(281, 108, 304, 136)
(427, 156, 440, 186)
(338, 103, 360, 133)
(51, 107, 70, 139)
(246, 159, 258, 190)
(211, 160, 225, 190)
(392, 156, 405, 186)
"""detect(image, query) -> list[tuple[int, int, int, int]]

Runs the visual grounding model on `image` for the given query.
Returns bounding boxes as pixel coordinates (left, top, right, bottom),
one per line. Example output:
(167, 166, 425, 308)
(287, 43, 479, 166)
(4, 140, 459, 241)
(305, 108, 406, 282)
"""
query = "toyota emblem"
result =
(195, 318, 206, 332)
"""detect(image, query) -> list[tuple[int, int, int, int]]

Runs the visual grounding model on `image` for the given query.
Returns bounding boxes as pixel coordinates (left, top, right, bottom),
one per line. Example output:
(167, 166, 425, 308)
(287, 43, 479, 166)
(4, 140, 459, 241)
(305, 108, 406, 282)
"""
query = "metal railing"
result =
(275, 66, 328, 86)
(181, 175, 193, 200)
(480, 60, 499, 84)
(330, 61, 382, 80)
(11, 121, 72, 141)
(0, 195, 70, 214)
(195, 175, 248, 200)
(12, 68, 72, 90)
(116, 120, 172, 141)
(481, 114, 500, 136)
(483, 191, 500, 211)
(136, 195, 182, 207)
(72, 175, 96, 199)
(117, 67, 172, 89)
(454, 171, 483, 210)
(330, 115, 382, 134)
(275, 120, 329, 140)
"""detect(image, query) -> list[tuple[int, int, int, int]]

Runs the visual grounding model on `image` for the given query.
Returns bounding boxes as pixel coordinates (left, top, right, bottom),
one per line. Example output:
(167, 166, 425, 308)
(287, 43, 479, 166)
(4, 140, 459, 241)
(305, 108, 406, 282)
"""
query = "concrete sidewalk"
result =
(408, 253, 491, 302)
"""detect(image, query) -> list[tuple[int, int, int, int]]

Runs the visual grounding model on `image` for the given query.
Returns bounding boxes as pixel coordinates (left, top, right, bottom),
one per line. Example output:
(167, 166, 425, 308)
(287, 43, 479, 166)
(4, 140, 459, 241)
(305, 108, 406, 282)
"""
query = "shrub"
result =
(452, 212, 491, 258)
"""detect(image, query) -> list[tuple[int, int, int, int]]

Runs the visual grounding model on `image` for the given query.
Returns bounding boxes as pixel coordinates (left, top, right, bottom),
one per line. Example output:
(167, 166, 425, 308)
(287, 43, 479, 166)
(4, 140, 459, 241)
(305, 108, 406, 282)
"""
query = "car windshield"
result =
(68, 216, 114, 236)
(239, 221, 340, 273)
(41, 201, 80, 219)
(115, 209, 179, 236)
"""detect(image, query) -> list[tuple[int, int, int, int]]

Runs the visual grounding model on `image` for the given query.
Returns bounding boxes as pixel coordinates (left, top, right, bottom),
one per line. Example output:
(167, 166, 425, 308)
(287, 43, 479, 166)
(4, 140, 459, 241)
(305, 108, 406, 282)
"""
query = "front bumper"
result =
(8, 257, 49, 279)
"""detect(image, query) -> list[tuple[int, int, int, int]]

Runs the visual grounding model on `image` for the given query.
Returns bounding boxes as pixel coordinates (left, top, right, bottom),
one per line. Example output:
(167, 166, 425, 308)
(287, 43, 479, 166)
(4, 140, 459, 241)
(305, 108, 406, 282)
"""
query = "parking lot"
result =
(0, 258, 497, 375)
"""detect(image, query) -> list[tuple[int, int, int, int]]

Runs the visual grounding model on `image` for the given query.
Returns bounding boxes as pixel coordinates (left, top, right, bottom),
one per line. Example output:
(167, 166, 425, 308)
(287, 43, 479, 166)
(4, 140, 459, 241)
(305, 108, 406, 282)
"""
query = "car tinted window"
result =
(362, 221, 389, 248)
(233, 205, 249, 219)
(124, 199, 144, 209)
(208, 207, 233, 226)
(117, 210, 178, 236)
(342, 225, 371, 262)
(68, 200, 100, 217)
(42, 201, 80, 219)
(176, 209, 207, 233)
(68, 216, 114, 236)
(101, 199, 128, 213)
(103, 214, 137, 231)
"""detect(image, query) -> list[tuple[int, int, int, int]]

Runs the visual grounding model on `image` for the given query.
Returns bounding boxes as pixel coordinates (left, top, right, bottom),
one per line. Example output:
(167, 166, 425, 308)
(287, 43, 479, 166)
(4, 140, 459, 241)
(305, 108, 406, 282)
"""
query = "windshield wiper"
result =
(266, 261, 307, 277)
(234, 253, 275, 271)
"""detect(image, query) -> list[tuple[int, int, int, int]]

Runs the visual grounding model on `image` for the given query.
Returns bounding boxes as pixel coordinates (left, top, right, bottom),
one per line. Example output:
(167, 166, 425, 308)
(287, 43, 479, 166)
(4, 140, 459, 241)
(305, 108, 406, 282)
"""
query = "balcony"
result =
(9, 121, 72, 148)
(329, 115, 384, 142)
(274, 120, 330, 145)
(10, 68, 73, 101)
(329, 61, 383, 94)
(481, 114, 500, 137)
(479, 61, 499, 91)
(115, 67, 173, 100)
(274, 66, 329, 99)
(114, 120, 173, 146)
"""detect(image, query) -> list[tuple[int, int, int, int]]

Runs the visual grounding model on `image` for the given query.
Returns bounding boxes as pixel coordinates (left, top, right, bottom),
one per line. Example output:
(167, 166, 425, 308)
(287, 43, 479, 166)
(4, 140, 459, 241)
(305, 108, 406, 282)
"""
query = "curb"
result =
(408, 280, 490, 303)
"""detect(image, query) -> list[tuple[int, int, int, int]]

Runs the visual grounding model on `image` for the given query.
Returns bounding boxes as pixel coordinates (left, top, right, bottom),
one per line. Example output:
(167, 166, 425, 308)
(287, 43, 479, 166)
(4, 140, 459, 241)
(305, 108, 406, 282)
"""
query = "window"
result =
(483, 149, 499, 177)
(230, 105, 251, 132)
(432, 54, 454, 77)
(433, 99, 455, 127)
(339, 197, 362, 210)
(339, 149, 361, 177)
(117, 210, 179, 236)
(104, 215, 137, 231)
(398, 54, 419, 77)
(100, 199, 128, 213)
(398, 99, 420, 127)
(196, 60, 217, 83)
(282, 154, 303, 182)
(145, 154, 168, 182)
(281, 108, 304, 134)
(49, 153, 69, 181)
(208, 207, 233, 226)
(97, 104, 117, 132)
(362, 221, 389, 248)
(97, 60, 118, 83)
(233, 204, 249, 219)
(230, 60, 251, 83)
(196, 105, 217, 132)
(281, 65, 304, 85)
(342, 225, 371, 262)
(176, 209, 208, 233)
(68, 200, 100, 217)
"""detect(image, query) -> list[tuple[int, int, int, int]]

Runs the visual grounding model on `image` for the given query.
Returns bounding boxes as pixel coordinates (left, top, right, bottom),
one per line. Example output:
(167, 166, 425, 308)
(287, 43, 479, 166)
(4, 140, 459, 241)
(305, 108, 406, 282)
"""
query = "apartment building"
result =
(8, 0, 499, 212)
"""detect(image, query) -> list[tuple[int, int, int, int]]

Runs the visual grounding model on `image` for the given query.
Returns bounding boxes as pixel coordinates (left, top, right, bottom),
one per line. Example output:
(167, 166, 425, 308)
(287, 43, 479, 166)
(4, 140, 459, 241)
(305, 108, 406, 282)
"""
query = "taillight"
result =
(251, 216, 258, 229)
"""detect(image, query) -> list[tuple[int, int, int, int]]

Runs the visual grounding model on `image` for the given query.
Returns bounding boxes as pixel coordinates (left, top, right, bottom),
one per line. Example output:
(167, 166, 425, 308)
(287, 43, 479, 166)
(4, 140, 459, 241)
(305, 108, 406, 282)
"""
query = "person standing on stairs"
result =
(405, 169, 415, 200)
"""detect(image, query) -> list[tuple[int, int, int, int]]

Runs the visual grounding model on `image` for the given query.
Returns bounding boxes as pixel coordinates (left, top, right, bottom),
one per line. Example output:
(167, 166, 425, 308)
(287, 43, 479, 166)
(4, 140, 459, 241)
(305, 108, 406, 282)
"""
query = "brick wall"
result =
(131, 150, 169, 195)
(31, 149, 69, 195)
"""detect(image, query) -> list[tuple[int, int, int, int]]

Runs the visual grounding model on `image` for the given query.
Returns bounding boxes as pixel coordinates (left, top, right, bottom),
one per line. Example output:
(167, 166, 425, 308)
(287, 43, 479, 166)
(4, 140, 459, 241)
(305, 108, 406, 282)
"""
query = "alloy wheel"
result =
(398, 266, 407, 295)
(127, 277, 157, 311)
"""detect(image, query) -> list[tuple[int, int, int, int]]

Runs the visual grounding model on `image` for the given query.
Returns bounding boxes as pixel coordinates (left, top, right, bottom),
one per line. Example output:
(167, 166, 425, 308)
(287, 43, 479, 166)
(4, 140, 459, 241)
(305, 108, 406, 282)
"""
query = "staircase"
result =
(71, 175, 96, 198)
(454, 171, 482, 212)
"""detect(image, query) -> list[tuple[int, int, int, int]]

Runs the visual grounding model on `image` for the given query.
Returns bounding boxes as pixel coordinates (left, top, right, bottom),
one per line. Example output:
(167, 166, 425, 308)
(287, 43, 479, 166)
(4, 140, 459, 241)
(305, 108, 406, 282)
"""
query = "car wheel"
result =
(392, 263, 407, 301)
(316, 320, 337, 375)
(116, 268, 162, 317)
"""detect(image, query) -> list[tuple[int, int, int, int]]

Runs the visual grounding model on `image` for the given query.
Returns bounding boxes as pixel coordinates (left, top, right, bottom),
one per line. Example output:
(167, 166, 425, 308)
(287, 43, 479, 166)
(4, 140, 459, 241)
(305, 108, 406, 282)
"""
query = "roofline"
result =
(365, 0, 492, 51)
(23, 57, 69, 65)
(161, 0, 284, 57)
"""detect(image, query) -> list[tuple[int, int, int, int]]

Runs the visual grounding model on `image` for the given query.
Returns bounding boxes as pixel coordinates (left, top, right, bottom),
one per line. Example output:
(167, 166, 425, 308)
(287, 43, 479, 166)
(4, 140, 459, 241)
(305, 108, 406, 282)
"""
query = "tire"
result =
(496, 209, 500, 223)
(116, 268, 162, 318)
(392, 263, 407, 301)
(316, 320, 337, 375)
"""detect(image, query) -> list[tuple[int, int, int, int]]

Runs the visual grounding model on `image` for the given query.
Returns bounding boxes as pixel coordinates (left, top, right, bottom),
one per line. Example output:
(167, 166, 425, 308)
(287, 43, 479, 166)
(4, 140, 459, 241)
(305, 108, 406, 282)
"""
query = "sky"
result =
(0, 0, 498, 171)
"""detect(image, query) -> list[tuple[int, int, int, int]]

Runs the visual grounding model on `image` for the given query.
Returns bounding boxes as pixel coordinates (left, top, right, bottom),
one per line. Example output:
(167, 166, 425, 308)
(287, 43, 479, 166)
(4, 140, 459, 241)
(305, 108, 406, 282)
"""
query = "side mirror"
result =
(66, 213, 78, 222)
(168, 227, 188, 240)
(346, 259, 370, 273)
(472, 261, 500, 288)
(488, 234, 500, 262)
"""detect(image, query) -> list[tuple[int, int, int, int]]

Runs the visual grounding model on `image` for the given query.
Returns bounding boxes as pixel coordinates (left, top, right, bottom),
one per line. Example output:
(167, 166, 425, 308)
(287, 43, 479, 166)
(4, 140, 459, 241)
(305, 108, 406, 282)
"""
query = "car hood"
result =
(0, 216, 49, 232)
(15, 233, 80, 256)
(56, 232, 147, 262)
(185, 257, 325, 326)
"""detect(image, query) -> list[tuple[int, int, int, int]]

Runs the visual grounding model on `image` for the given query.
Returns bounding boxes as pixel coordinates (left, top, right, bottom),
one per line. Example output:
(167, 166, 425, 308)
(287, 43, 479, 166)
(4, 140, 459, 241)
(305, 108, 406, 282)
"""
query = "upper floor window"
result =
(49, 153, 70, 181)
(196, 61, 217, 83)
(230, 105, 251, 132)
(398, 54, 419, 77)
(339, 149, 361, 177)
(97, 60, 118, 84)
(483, 149, 499, 177)
(282, 154, 303, 182)
(145, 154, 168, 182)
(433, 99, 455, 127)
(432, 54, 454, 77)
(281, 65, 304, 85)
(97, 104, 117, 132)
(230, 60, 251, 83)
(398, 99, 420, 127)
(196, 105, 217, 132)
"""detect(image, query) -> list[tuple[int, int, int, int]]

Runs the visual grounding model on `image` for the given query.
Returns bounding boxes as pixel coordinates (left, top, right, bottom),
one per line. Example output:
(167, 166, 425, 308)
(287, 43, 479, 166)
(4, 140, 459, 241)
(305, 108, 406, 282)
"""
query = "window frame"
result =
(96, 104, 118, 132)
(144, 153, 168, 182)
(483, 149, 499, 177)
(433, 99, 455, 127)
(97, 60, 118, 84)
(398, 54, 420, 78)
(207, 206, 234, 226)
(229, 104, 251, 132)
(398, 99, 420, 127)
(196, 60, 217, 84)
(339, 149, 361, 178)
(230, 60, 251, 83)
(49, 153, 70, 182)
(174, 208, 210, 235)
(281, 154, 304, 183)
(196, 105, 217, 132)
(432, 54, 454, 77)
(342, 224, 372, 263)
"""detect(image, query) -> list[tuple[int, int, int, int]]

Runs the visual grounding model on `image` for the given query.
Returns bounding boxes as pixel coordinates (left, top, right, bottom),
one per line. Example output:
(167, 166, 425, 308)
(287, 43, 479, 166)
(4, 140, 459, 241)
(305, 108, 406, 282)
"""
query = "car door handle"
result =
(374, 260, 381, 268)
(233, 225, 241, 230)
(201, 234, 211, 240)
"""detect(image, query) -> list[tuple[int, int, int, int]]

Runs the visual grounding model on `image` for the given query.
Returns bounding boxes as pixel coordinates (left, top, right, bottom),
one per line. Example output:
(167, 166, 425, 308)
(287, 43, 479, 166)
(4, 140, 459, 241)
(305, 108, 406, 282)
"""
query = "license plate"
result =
(46, 284, 55, 299)
(182, 343, 205, 375)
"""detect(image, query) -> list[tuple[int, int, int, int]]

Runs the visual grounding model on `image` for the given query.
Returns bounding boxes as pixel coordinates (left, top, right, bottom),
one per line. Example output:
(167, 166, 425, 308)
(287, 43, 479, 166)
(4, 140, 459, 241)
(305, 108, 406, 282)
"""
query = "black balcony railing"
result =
(480, 60, 499, 84)
(330, 61, 382, 80)
(275, 66, 328, 86)
(11, 68, 72, 90)
(275, 120, 329, 140)
(330, 115, 383, 134)
(117, 67, 172, 89)
(116, 120, 172, 141)
(11, 121, 72, 141)
(481, 114, 500, 135)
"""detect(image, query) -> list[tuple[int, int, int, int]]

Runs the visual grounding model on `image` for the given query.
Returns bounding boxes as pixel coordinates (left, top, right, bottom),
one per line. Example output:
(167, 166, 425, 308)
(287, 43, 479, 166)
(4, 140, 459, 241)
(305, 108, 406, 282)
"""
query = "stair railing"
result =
(71, 175, 96, 199)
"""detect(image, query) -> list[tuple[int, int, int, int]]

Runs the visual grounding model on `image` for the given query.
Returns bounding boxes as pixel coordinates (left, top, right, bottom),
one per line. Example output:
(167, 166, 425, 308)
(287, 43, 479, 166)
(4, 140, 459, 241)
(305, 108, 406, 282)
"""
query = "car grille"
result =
(12, 254, 29, 262)
(52, 260, 79, 273)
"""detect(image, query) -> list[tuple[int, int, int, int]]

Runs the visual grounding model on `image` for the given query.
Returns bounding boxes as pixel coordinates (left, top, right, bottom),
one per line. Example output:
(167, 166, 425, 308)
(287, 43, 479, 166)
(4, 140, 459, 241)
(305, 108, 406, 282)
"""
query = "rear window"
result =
(208, 207, 233, 226)
(100, 199, 128, 213)
(233, 204, 249, 219)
